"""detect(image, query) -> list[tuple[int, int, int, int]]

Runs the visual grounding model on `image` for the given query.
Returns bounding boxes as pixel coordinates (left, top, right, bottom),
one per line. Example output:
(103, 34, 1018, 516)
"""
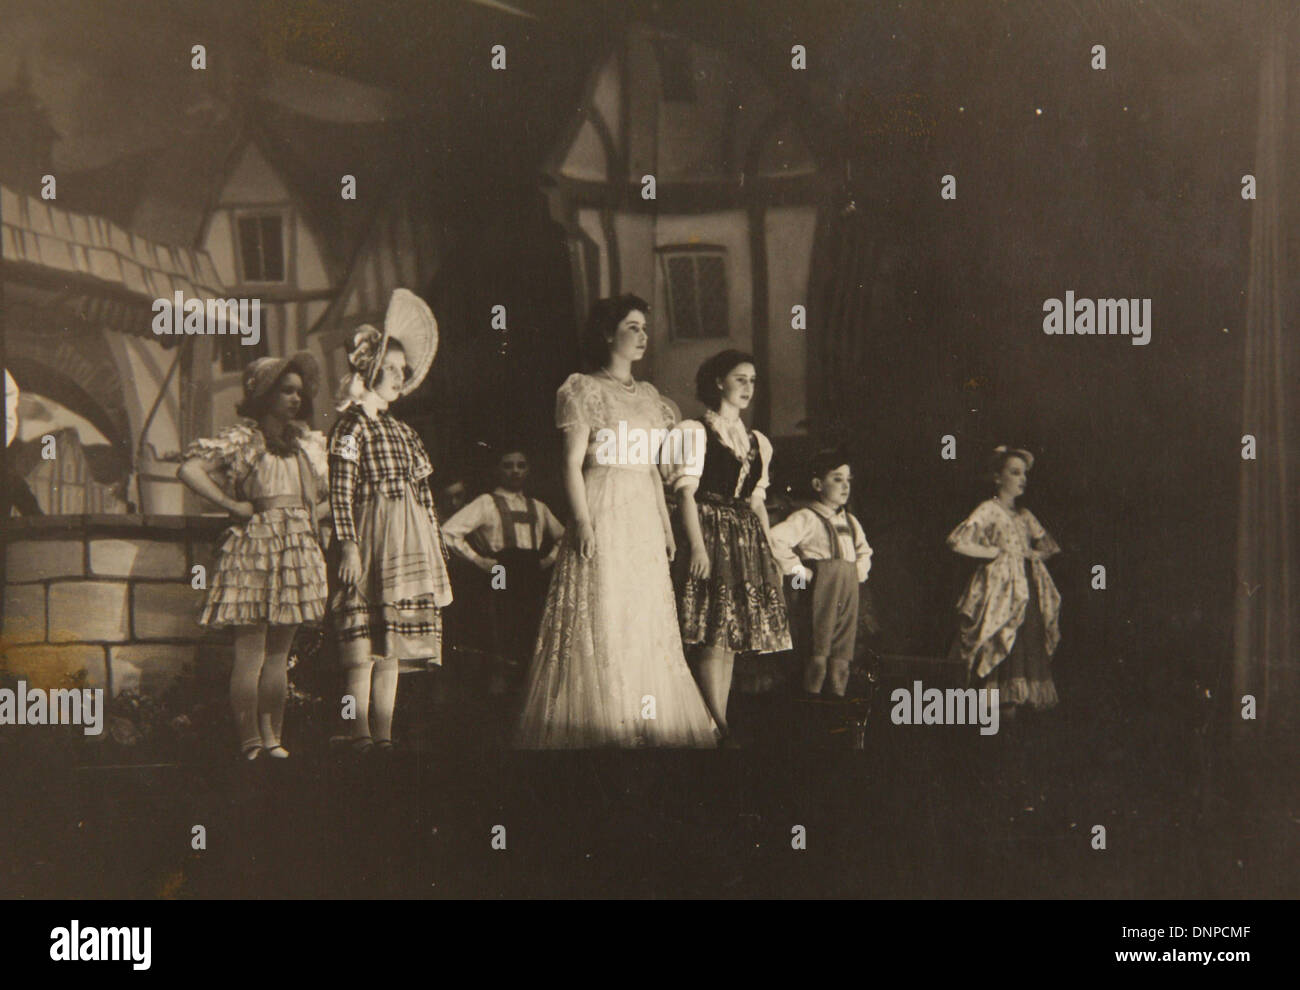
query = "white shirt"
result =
(442, 488, 565, 570)
(769, 502, 872, 583)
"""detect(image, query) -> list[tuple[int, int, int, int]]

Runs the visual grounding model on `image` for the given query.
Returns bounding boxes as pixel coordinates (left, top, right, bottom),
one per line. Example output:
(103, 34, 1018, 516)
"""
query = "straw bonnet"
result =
(349, 289, 438, 396)
(240, 351, 322, 407)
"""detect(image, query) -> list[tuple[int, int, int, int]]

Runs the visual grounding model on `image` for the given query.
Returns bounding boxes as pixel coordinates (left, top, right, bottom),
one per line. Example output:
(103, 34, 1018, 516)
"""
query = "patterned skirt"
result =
(671, 495, 792, 654)
(971, 560, 1058, 710)
(200, 506, 328, 627)
(334, 484, 451, 665)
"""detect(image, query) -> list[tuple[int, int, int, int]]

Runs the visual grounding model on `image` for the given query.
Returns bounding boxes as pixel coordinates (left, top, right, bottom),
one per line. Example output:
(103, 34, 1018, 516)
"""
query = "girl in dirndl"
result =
(666, 350, 791, 745)
(328, 289, 452, 754)
(177, 353, 330, 760)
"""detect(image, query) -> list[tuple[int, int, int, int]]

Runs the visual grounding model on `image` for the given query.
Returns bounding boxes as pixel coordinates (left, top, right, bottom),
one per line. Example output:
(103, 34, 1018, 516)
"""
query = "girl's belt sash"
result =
(696, 491, 750, 508)
(253, 494, 308, 512)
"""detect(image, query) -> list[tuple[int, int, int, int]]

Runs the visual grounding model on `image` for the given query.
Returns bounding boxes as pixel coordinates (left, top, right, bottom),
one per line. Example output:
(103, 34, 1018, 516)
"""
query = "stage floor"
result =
(1, 672, 1295, 899)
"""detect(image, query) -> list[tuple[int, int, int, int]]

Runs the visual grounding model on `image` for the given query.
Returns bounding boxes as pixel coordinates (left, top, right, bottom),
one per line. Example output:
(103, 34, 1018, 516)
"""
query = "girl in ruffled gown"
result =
(178, 353, 330, 760)
(514, 295, 720, 748)
(946, 446, 1062, 716)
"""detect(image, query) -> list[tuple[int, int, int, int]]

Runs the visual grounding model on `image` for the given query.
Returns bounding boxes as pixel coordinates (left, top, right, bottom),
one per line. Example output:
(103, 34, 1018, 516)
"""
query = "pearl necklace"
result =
(598, 368, 637, 392)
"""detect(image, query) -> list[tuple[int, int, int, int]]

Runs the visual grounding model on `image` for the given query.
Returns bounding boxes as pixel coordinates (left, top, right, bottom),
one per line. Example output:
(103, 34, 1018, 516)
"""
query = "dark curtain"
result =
(1233, 0, 1299, 736)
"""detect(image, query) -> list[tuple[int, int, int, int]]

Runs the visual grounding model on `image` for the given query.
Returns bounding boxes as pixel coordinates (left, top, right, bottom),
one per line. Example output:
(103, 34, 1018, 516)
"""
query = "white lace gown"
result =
(514, 373, 720, 748)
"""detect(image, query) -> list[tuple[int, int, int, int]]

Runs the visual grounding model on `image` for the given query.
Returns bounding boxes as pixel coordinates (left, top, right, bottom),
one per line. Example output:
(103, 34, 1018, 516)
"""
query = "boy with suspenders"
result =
(442, 447, 564, 676)
(769, 452, 873, 698)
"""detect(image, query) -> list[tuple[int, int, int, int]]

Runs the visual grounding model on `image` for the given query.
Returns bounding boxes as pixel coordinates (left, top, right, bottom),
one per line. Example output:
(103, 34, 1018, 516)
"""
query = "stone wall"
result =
(1, 515, 232, 694)
(2, 515, 959, 704)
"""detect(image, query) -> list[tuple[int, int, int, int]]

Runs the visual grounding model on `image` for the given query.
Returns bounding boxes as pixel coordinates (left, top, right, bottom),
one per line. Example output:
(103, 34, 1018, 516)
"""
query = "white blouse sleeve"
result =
(663, 419, 706, 493)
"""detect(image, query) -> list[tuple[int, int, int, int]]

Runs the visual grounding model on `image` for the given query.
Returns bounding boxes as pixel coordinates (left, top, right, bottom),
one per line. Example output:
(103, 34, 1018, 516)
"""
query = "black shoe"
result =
(329, 735, 374, 756)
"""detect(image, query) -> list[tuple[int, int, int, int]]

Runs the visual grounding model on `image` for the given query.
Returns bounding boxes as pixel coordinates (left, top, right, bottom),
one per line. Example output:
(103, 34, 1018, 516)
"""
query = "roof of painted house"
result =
(1, 183, 229, 339)
(546, 23, 819, 187)
(57, 99, 406, 284)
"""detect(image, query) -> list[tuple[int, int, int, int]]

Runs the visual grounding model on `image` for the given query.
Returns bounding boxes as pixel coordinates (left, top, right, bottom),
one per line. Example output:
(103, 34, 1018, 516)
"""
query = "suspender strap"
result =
(525, 497, 539, 548)
(490, 494, 517, 549)
(815, 509, 854, 562)
(491, 493, 540, 551)
(816, 512, 842, 561)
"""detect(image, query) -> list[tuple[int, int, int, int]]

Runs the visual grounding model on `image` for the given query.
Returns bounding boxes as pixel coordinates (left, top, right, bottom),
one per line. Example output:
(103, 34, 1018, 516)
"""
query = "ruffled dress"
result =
(514, 373, 720, 748)
(184, 421, 329, 627)
(946, 499, 1062, 709)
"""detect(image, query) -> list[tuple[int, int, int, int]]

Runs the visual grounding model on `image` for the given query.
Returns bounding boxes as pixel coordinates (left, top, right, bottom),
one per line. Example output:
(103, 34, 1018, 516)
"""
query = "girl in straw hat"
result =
(328, 289, 451, 754)
(178, 352, 330, 760)
(946, 446, 1062, 718)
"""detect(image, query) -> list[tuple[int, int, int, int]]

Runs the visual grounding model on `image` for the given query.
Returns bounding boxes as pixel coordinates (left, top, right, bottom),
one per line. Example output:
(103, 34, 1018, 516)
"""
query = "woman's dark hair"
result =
(695, 349, 756, 410)
(581, 294, 650, 370)
(236, 360, 316, 425)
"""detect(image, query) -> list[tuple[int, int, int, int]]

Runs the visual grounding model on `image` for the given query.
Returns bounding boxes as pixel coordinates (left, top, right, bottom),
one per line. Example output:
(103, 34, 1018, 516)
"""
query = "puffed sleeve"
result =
(663, 419, 706, 493)
(946, 501, 998, 551)
(751, 430, 774, 499)
(556, 373, 597, 431)
(182, 422, 260, 498)
(1023, 508, 1061, 554)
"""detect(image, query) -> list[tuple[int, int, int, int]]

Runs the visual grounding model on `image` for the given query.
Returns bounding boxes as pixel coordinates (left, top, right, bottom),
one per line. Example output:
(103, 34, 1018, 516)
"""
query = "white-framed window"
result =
(235, 212, 286, 284)
(658, 245, 729, 340)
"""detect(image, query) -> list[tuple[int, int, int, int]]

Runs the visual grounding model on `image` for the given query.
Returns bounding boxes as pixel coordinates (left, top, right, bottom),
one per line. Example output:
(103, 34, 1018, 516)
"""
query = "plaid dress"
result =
(329, 403, 453, 664)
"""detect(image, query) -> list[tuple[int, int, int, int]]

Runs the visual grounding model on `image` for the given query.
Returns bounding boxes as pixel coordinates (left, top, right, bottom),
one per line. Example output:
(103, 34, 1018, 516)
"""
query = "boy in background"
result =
(443, 445, 564, 684)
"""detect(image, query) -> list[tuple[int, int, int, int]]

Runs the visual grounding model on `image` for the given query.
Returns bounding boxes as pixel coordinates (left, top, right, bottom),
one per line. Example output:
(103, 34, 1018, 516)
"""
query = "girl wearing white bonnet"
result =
(328, 289, 452, 754)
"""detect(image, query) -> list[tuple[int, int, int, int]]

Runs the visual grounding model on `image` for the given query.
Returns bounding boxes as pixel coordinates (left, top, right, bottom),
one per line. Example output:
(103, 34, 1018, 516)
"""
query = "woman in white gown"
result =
(514, 295, 720, 748)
